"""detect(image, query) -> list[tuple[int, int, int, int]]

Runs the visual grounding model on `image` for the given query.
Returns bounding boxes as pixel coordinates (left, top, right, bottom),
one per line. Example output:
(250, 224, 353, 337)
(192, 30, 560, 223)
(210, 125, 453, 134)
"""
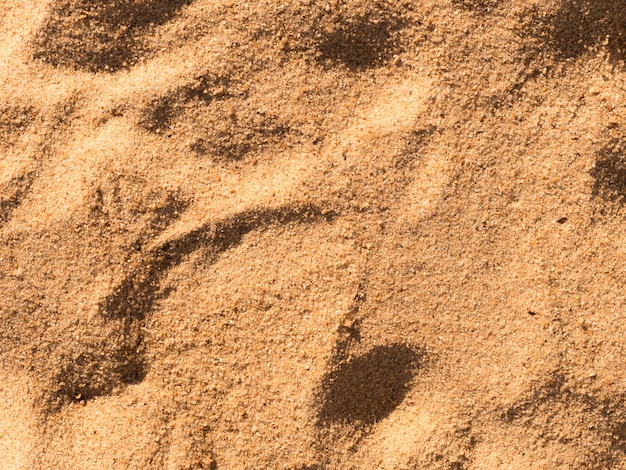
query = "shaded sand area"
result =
(3, 0, 626, 468)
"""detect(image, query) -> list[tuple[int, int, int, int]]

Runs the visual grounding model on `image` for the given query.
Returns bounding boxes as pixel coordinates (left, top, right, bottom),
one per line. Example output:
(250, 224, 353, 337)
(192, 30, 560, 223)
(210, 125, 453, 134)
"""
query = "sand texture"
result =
(2, 0, 626, 468)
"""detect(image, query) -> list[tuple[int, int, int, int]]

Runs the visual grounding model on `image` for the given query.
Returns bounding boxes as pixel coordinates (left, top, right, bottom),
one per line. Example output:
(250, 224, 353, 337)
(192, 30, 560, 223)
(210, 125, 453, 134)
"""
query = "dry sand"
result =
(2, 0, 626, 468)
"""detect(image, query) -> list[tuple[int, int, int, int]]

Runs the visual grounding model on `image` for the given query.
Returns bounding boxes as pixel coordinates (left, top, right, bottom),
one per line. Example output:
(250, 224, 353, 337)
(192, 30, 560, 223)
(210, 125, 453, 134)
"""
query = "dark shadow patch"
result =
(0, 105, 35, 145)
(317, 344, 422, 426)
(149, 193, 189, 236)
(547, 0, 626, 64)
(452, 0, 499, 14)
(395, 125, 438, 169)
(139, 72, 231, 133)
(51, 328, 145, 405)
(316, 8, 403, 70)
(0, 172, 36, 226)
(139, 71, 287, 162)
(189, 108, 290, 161)
(139, 95, 180, 134)
(449, 459, 470, 470)
(610, 419, 626, 454)
(32, 0, 194, 73)
(591, 139, 626, 205)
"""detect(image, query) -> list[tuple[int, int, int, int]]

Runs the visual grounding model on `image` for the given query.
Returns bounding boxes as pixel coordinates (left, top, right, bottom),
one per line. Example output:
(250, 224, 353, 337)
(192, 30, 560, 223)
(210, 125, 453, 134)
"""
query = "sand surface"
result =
(2, 0, 626, 468)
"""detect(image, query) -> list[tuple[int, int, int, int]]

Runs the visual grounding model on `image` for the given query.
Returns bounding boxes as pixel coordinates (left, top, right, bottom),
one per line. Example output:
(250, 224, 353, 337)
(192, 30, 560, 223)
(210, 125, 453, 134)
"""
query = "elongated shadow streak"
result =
(90, 203, 336, 397)
(100, 204, 334, 321)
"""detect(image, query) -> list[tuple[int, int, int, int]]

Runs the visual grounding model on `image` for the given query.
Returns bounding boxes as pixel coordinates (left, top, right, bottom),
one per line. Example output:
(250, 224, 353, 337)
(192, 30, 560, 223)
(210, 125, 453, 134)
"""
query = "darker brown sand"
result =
(2, 0, 626, 468)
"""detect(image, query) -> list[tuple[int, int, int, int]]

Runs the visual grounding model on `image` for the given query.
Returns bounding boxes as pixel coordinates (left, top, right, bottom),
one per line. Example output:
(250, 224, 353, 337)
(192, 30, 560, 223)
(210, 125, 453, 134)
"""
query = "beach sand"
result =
(2, 0, 626, 468)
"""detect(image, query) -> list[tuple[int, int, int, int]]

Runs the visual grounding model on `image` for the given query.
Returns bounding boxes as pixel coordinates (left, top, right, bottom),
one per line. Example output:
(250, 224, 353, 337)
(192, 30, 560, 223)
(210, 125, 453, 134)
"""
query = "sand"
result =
(2, 0, 626, 468)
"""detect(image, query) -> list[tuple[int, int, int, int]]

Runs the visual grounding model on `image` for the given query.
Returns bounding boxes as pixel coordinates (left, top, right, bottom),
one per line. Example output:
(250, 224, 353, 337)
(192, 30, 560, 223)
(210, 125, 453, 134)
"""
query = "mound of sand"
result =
(3, 0, 626, 468)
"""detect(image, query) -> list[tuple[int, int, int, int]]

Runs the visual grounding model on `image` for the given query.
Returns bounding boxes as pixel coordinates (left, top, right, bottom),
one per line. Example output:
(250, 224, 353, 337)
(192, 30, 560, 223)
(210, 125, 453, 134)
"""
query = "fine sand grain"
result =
(3, 0, 626, 468)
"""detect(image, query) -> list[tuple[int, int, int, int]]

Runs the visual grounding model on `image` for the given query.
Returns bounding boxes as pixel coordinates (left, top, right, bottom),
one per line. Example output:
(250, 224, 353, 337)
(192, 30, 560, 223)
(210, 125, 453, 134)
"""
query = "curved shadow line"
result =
(99, 203, 336, 321)
(43, 203, 336, 405)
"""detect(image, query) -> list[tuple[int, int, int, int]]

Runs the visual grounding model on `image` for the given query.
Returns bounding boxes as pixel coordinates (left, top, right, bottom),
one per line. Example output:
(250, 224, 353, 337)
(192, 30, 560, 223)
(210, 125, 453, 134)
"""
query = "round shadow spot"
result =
(317, 344, 422, 426)
(32, 0, 194, 73)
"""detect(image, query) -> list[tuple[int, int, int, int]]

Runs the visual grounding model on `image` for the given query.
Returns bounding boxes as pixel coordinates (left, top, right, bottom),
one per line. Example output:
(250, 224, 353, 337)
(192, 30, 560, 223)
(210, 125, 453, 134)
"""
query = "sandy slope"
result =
(3, 0, 626, 468)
